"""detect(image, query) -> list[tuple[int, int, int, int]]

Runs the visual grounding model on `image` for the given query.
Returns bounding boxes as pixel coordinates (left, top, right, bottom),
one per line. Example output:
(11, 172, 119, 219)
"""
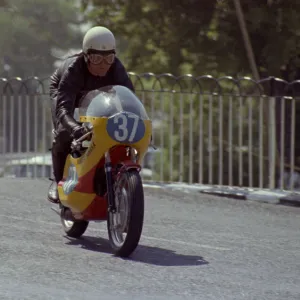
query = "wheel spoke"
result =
(109, 173, 130, 247)
(107, 170, 144, 257)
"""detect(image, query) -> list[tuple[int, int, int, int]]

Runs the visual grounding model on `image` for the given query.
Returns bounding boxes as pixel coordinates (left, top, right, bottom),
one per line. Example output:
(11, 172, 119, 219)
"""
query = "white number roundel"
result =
(107, 112, 145, 143)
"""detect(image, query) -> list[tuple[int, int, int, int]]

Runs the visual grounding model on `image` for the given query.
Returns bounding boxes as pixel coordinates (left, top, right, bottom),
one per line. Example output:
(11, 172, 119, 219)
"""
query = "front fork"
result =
(104, 148, 139, 214)
(105, 151, 116, 213)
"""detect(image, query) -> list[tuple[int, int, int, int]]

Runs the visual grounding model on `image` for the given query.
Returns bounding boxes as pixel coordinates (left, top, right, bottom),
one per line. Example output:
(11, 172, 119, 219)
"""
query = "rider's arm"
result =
(49, 69, 60, 100)
(55, 59, 85, 134)
(113, 58, 135, 93)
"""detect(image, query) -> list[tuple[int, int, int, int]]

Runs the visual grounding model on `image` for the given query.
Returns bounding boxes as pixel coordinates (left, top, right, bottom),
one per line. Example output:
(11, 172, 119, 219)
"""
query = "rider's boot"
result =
(47, 145, 68, 204)
(48, 179, 59, 204)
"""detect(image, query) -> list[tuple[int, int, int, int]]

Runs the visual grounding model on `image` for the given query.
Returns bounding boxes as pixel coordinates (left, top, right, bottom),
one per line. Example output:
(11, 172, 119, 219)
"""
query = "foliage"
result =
(0, 0, 83, 78)
(1, 1, 299, 187)
(81, 0, 300, 79)
(0, 0, 83, 153)
(79, 1, 300, 187)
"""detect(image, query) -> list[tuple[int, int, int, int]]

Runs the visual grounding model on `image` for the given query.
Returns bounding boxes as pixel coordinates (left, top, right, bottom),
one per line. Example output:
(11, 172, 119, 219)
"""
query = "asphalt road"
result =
(0, 178, 299, 300)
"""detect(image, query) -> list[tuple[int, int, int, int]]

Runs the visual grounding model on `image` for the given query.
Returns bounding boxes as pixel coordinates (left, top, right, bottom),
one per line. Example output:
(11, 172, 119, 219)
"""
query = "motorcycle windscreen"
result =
(74, 85, 149, 120)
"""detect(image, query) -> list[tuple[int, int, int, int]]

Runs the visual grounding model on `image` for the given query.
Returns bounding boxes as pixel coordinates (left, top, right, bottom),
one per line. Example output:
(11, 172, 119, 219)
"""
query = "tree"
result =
(0, 0, 83, 78)
(81, 0, 217, 75)
(0, 0, 83, 153)
(81, 0, 300, 78)
(217, 0, 300, 78)
(80, 1, 300, 187)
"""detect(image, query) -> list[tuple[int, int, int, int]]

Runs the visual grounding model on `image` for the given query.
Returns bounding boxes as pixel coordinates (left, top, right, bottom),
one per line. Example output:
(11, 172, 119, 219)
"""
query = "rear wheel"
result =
(60, 207, 89, 238)
(107, 170, 144, 257)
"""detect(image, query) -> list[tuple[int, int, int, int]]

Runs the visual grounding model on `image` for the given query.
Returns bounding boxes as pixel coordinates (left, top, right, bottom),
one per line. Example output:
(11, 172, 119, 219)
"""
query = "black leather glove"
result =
(60, 114, 87, 140)
(72, 125, 88, 140)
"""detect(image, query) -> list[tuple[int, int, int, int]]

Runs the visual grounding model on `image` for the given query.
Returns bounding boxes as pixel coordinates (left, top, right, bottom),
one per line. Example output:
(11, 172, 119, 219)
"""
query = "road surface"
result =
(0, 178, 299, 300)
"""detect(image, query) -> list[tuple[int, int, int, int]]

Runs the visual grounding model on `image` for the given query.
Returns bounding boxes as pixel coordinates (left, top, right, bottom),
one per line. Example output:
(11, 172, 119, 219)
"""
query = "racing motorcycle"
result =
(51, 85, 152, 258)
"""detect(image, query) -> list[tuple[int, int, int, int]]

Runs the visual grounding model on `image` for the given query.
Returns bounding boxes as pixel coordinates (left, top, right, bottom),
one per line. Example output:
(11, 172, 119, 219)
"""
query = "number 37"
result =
(113, 113, 140, 142)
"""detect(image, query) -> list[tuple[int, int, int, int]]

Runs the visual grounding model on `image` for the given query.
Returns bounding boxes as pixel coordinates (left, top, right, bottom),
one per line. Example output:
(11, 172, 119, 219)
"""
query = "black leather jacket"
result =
(49, 53, 135, 134)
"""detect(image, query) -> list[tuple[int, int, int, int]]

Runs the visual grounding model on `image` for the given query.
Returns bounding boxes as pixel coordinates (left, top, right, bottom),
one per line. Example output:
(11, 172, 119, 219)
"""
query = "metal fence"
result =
(1, 74, 300, 191)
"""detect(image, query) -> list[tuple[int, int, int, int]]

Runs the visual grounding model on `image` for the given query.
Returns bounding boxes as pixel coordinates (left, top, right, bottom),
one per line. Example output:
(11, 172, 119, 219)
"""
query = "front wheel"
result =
(107, 170, 144, 257)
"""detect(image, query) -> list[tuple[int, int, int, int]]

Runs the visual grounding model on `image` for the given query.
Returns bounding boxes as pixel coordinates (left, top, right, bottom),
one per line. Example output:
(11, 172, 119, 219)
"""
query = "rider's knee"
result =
(52, 127, 72, 154)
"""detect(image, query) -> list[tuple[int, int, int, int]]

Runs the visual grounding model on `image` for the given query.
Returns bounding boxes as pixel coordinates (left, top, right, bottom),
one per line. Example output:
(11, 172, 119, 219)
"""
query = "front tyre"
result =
(60, 207, 89, 238)
(107, 170, 144, 257)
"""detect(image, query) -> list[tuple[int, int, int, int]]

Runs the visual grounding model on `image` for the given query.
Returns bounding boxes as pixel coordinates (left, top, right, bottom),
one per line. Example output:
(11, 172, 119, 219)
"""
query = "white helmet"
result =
(82, 26, 116, 54)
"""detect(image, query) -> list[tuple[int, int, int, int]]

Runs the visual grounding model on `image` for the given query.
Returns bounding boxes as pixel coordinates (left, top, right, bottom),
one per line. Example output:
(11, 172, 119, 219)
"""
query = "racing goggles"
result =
(87, 52, 115, 65)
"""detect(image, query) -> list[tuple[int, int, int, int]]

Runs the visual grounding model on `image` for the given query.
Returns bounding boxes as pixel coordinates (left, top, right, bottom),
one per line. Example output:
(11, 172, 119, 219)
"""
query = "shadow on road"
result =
(65, 235, 209, 267)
